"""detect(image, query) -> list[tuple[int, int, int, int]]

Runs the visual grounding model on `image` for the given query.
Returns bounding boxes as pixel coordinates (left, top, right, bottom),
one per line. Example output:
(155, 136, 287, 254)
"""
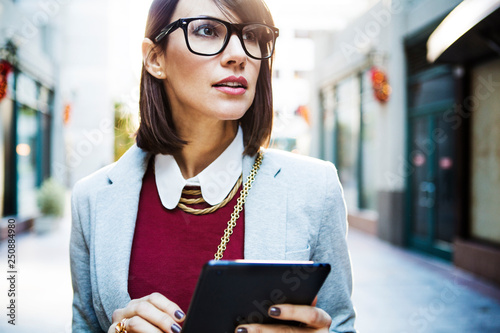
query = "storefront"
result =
(313, 0, 500, 285)
(404, 24, 461, 260)
(426, 0, 500, 285)
(1, 57, 53, 219)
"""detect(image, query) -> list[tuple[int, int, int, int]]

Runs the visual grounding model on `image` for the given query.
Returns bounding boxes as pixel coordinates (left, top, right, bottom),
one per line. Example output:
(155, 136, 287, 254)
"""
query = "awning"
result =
(427, 0, 500, 63)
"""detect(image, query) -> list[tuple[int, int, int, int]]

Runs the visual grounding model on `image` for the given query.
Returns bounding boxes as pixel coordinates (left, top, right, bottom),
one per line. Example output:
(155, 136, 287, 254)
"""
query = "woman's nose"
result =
(220, 34, 247, 68)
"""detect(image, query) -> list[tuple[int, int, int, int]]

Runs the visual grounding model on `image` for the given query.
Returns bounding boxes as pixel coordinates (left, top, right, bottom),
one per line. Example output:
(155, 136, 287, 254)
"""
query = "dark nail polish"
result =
(269, 307, 281, 316)
(237, 328, 248, 333)
(174, 310, 185, 320)
(171, 323, 182, 333)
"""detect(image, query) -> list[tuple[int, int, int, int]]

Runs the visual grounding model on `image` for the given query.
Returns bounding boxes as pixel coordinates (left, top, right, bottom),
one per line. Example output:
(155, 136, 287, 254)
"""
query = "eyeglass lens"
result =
(187, 19, 275, 59)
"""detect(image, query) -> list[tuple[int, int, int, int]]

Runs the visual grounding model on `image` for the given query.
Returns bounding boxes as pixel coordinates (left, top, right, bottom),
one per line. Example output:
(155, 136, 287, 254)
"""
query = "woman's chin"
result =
(207, 105, 250, 121)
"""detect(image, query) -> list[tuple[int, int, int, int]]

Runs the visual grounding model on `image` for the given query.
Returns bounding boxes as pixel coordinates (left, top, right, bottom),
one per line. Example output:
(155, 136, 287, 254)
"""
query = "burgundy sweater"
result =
(128, 159, 245, 313)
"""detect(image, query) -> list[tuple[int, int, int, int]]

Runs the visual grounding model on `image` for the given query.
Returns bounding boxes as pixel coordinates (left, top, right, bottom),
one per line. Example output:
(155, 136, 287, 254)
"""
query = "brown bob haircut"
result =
(136, 0, 275, 157)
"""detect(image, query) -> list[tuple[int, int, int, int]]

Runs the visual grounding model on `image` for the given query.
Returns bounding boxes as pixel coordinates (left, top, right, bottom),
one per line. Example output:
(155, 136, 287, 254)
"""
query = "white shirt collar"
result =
(154, 127, 244, 210)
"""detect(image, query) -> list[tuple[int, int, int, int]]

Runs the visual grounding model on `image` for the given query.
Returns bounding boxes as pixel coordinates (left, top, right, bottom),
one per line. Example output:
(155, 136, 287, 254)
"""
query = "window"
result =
(13, 74, 52, 217)
(360, 70, 378, 210)
(16, 105, 39, 217)
(321, 71, 379, 212)
(335, 75, 360, 210)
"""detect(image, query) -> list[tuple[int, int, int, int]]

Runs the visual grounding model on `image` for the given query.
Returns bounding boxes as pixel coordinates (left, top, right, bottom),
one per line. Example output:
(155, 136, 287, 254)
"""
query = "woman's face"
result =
(162, 0, 261, 124)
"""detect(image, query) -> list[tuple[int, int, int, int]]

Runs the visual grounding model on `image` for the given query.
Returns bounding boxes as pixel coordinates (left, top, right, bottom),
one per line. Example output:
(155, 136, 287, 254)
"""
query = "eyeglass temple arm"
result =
(155, 21, 181, 43)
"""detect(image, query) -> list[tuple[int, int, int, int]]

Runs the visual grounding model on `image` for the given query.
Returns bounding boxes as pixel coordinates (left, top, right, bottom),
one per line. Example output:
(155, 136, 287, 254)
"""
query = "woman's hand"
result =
(235, 303, 332, 333)
(108, 292, 185, 333)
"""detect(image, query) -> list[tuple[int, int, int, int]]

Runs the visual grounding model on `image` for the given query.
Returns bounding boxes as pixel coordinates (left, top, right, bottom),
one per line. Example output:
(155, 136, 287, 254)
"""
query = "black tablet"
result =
(181, 260, 331, 333)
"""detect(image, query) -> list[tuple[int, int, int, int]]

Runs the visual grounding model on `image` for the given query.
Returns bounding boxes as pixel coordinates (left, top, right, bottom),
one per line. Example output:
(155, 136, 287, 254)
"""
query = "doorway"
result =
(406, 65, 458, 259)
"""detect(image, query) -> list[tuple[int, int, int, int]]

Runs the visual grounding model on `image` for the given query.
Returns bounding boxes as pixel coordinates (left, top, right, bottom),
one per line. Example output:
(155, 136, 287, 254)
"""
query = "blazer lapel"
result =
(243, 150, 287, 260)
(93, 145, 151, 323)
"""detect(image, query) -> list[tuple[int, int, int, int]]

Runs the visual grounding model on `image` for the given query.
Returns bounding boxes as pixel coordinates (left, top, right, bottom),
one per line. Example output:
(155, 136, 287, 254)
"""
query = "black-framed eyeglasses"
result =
(154, 17, 279, 60)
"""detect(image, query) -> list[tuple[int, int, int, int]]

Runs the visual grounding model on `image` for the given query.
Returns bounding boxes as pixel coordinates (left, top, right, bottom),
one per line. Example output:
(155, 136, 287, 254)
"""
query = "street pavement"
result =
(350, 230, 500, 332)
(0, 206, 73, 333)
(1, 202, 500, 332)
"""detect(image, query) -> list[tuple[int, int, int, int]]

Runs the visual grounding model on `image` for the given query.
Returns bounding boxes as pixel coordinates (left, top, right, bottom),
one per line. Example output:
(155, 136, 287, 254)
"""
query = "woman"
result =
(70, 0, 357, 332)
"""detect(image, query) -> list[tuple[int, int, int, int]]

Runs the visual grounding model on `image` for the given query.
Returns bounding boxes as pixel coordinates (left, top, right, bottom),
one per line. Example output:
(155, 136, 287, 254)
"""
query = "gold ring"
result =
(115, 318, 129, 333)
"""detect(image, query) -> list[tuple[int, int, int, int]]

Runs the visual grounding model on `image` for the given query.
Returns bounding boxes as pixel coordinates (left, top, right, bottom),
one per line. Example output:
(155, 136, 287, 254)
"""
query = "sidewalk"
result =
(0, 212, 73, 333)
(349, 229, 500, 332)
(1, 212, 499, 332)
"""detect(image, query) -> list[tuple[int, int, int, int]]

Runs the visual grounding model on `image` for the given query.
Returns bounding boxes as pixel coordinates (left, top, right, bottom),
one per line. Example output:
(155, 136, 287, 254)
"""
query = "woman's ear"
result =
(142, 38, 166, 79)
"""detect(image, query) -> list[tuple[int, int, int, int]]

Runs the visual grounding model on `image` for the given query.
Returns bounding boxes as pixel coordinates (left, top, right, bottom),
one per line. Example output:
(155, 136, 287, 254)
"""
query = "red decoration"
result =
(63, 103, 72, 125)
(0, 60, 13, 102)
(296, 105, 311, 126)
(370, 66, 391, 103)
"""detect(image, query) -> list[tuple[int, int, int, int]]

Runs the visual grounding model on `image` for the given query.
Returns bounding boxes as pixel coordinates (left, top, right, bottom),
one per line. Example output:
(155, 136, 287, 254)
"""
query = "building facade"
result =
(312, 0, 500, 285)
(1, 0, 116, 225)
(0, 0, 59, 219)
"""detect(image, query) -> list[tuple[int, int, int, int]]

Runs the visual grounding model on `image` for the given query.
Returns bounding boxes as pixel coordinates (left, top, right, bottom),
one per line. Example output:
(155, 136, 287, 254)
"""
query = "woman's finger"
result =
(121, 301, 183, 333)
(142, 292, 186, 323)
(109, 316, 162, 333)
(235, 323, 316, 333)
(122, 316, 164, 333)
(235, 304, 331, 333)
(112, 293, 185, 333)
(268, 304, 331, 329)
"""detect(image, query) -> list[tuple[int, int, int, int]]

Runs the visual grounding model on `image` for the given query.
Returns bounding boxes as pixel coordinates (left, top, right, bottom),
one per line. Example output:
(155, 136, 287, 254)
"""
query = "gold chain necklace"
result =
(214, 151, 264, 260)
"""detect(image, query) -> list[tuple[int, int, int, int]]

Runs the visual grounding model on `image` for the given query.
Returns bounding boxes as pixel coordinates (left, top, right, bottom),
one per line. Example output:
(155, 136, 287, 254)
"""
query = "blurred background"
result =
(1, 0, 500, 332)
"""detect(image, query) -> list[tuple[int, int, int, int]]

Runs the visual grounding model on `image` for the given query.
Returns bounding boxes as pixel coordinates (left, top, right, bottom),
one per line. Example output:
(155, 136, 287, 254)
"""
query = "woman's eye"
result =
(194, 25, 218, 37)
(243, 32, 256, 41)
(243, 29, 262, 44)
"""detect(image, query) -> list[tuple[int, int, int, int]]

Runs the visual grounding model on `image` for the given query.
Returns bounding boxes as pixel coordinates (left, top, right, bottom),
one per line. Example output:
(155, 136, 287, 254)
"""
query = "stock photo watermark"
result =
(53, 118, 114, 179)
(404, 277, 465, 333)
(238, 264, 320, 325)
(5, 218, 17, 326)
(341, 0, 403, 62)
(4, 0, 73, 47)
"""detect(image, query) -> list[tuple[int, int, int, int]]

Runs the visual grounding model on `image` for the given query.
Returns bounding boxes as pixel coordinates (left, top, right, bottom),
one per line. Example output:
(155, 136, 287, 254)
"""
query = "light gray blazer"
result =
(70, 144, 357, 332)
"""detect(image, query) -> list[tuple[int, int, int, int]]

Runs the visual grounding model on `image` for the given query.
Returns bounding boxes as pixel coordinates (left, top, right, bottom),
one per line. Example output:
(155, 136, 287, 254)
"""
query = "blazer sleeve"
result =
(312, 162, 357, 333)
(70, 183, 106, 332)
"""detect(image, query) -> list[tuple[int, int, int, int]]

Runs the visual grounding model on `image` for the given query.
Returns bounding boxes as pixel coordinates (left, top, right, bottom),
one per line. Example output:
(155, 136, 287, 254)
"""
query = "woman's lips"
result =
(213, 86, 247, 95)
(213, 76, 248, 95)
